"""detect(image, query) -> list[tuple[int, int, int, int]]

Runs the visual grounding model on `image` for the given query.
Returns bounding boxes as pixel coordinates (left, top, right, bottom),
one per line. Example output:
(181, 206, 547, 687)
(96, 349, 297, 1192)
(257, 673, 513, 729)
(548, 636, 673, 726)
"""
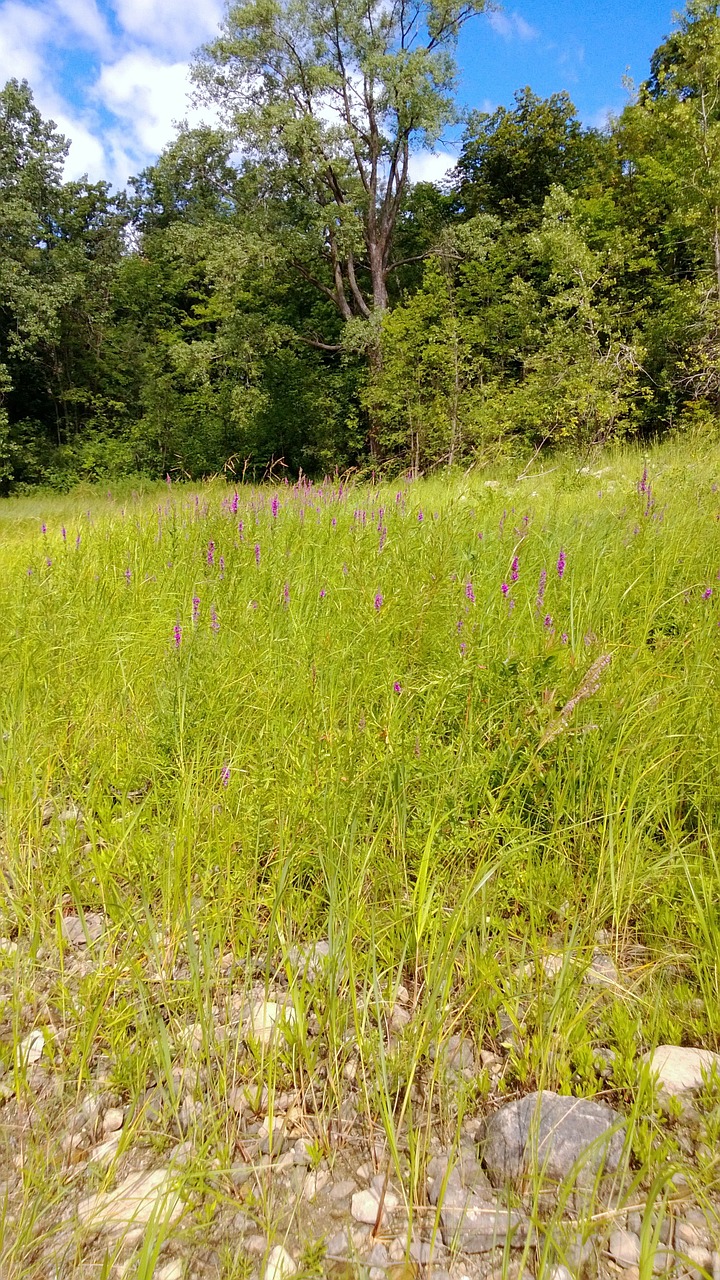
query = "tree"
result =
(617, 0, 720, 408)
(191, 0, 488, 344)
(454, 87, 610, 224)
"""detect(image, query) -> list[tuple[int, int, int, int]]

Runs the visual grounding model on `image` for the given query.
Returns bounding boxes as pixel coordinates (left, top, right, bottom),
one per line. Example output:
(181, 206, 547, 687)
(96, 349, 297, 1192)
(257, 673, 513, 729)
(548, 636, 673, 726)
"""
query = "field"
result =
(0, 438, 719, 1279)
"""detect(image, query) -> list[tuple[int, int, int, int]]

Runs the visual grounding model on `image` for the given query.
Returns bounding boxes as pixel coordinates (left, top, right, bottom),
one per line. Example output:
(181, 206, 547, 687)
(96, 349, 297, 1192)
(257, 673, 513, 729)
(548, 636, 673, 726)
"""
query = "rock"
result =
(78, 1168, 182, 1234)
(103, 1107, 124, 1136)
(303, 1169, 331, 1201)
(244, 1000, 296, 1046)
(365, 1243, 390, 1268)
(88, 1134, 122, 1167)
(587, 951, 619, 987)
(439, 1194, 528, 1253)
(265, 1246, 296, 1280)
(351, 1187, 399, 1225)
(390, 1004, 411, 1032)
(330, 1179, 357, 1200)
(645, 1046, 720, 1096)
(481, 1090, 625, 1188)
(546, 1268, 574, 1280)
(609, 1230, 641, 1268)
(427, 1151, 528, 1254)
(61, 913, 105, 947)
(287, 940, 330, 981)
(16, 1029, 47, 1069)
(155, 1264, 184, 1280)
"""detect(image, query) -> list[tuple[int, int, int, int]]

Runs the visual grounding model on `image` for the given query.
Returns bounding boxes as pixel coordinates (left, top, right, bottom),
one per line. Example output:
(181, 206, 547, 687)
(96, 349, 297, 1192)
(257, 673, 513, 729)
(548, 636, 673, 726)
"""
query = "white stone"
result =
(155, 1263, 185, 1280)
(245, 1001, 296, 1046)
(352, 1189, 382, 1224)
(17, 1029, 46, 1069)
(103, 1107, 124, 1135)
(645, 1045, 720, 1095)
(609, 1230, 641, 1268)
(78, 1168, 182, 1233)
(265, 1245, 297, 1280)
(88, 1134, 122, 1167)
(303, 1169, 331, 1201)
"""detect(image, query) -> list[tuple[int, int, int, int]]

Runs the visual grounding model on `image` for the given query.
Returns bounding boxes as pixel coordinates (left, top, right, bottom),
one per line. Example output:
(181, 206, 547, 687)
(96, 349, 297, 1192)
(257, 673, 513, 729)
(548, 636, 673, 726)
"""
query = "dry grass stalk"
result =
(540, 653, 613, 747)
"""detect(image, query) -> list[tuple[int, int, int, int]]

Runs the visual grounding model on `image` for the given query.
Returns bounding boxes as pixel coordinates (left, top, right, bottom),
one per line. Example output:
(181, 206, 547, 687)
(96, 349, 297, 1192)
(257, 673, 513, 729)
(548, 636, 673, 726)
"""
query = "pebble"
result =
(16, 1029, 46, 1069)
(265, 1245, 297, 1280)
(303, 1169, 331, 1201)
(245, 1235, 267, 1255)
(351, 1187, 399, 1225)
(78, 1168, 182, 1233)
(608, 1230, 641, 1268)
(330, 1179, 357, 1200)
(103, 1107, 124, 1135)
(155, 1263, 184, 1280)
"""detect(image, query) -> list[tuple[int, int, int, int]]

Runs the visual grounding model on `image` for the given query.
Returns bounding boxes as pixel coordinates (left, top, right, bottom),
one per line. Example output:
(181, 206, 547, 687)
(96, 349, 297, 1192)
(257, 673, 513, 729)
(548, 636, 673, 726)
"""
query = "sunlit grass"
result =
(0, 436, 719, 1273)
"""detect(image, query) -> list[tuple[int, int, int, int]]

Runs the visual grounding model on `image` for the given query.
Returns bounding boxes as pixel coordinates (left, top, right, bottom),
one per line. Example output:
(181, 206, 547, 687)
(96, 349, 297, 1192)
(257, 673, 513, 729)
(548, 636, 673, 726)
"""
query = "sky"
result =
(0, 0, 680, 191)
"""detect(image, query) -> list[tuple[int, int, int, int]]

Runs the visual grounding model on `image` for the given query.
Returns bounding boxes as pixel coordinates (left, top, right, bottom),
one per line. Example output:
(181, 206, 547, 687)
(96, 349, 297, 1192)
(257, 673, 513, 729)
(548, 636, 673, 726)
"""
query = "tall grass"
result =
(0, 437, 718, 1273)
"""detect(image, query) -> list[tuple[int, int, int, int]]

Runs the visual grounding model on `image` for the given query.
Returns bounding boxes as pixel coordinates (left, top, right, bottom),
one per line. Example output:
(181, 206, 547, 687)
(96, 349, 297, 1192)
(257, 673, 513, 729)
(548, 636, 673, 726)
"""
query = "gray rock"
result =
(440, 1196, 529, 1254)
(644, 1046, 720, 1096)
(609, 1230, 641, 1268)
(427, 1150, 528, 1254)
(481, 1090, 625, 1188)
(287, 940, 330, 981)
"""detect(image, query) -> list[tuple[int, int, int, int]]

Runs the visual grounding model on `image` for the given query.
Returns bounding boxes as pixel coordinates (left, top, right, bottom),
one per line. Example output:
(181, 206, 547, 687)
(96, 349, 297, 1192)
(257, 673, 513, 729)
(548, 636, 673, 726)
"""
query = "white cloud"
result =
(0, 1, 50, 85)
(110, 0, 224, 57)
(54, 0, 110, 51)
(96, 52, 196, 154)
(487, 10, 538, 42)
(408, 150, 457, 186)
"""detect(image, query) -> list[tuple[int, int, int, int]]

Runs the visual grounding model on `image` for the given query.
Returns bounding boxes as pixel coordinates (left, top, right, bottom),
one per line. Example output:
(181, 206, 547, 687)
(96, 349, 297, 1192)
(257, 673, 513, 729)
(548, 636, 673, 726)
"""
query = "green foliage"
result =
(5, 2, 720, 486)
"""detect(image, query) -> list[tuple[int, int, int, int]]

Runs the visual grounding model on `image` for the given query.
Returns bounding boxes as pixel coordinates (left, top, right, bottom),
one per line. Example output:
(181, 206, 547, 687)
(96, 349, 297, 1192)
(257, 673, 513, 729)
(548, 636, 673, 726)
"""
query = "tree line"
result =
(2, 0, 720, 489)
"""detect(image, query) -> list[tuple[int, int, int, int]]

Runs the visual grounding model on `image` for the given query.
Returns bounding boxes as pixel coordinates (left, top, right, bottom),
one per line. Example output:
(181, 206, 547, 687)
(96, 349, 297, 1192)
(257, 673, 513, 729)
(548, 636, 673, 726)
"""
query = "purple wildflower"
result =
(511, 556, 519, 583)
(211, 605, 220, 632)
(166, 473, 172, 487)
(374, 592, 384, 610)
(283, 582, 290, 605)
(193, 595, 201, 623)
(393, 681, 402, 694)
(75, 534, 81, 549)
(173, 622, 182, 649)
(544, 614, 553, 629)
(41, 522, 46, 535)
(254, 543, 261, 565)
(320, 587, 326, 599)
(460, 642, 467, 655)
(536, 569, 547, 612)
(638, 465, 648, 494)
(61, 526, 67, 543)
(250, 599, 258, 610)
(703, 587, 713, 599)
(465, 582, 475, 603)
(378, 526, 387, 552)
(331, 517, 337, 527)
(557, 550, 566, 579)
(46, 557, 52, 567)
(219, 555, 225, 578)
(501, 582, 509, 597)
(271, 494, 279, 518)
(231, 491, 239, 515)
(124, 567, 131, 584)
(221, 763, 230, 787)
(417, 510, 424, 522)
(561, 632, 569, 644)
(207, 541, 215, 566)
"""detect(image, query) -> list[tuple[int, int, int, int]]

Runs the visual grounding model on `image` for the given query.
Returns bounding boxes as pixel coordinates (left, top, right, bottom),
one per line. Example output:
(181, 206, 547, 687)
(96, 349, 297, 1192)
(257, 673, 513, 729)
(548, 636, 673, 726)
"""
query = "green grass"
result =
(0, 436, 719, 1274)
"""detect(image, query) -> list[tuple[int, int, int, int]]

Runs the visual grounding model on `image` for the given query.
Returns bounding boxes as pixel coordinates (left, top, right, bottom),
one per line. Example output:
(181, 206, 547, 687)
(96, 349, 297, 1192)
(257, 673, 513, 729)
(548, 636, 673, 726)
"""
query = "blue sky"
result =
(0, 0, 679, 190)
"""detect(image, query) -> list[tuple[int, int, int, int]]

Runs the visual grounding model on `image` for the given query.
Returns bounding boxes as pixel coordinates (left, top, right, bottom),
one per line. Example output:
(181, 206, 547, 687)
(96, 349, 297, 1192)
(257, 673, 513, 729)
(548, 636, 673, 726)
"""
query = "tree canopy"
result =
(1, 1, 720, 489)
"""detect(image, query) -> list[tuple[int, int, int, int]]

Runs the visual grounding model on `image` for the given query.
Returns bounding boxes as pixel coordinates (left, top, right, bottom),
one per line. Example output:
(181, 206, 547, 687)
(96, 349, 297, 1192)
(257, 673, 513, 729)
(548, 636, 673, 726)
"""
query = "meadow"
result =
(0, 436, 719, 1277)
